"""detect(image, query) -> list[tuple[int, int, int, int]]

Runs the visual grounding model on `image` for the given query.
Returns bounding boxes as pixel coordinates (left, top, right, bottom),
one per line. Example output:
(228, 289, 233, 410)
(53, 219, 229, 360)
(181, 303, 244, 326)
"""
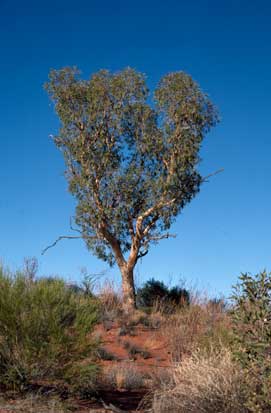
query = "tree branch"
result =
(137, 249, 149, 260)
(41, 235, 83, 255)
(99, 223, 127, 268)
(142, 215, 159, 237)
(148, 232, 176, 242)
(69, 216, 82, 234)
(202, 168, 224, 182)
(127, 214, 135, 238)
(41, 234, 98, 255)
(136, 198, 176, 236)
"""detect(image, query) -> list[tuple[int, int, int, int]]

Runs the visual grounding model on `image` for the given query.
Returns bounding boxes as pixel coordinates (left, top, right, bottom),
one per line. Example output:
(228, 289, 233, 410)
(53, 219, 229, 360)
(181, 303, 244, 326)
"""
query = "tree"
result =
(44, 67, 218, 312)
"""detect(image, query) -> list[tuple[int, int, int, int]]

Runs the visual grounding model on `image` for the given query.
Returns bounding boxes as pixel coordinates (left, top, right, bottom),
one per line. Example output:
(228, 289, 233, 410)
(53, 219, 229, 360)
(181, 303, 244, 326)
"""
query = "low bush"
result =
(0, 266, 99, 393)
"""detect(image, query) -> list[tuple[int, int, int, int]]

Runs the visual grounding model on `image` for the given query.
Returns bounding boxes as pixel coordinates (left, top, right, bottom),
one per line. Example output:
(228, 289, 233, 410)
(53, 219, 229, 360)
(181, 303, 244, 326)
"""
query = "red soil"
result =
(95, 321, 171, 373)
(0, 321, 171, 412)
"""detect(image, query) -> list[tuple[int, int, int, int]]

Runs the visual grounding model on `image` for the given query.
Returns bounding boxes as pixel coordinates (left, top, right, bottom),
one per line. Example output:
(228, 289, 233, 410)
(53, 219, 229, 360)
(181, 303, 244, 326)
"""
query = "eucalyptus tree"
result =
(45, 67, 218, 312)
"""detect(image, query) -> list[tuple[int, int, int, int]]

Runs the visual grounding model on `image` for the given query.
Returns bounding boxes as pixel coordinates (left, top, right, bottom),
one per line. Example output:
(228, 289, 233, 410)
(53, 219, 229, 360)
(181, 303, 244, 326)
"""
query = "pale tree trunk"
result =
(120, 264, 136, 313)
(107, 230, 138, 313)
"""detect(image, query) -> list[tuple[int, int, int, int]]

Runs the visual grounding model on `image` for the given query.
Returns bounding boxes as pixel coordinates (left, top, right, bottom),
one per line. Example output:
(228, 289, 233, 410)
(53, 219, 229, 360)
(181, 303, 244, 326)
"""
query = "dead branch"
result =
(42, 214, 100, 255)
(202, 168, 224, 182)
(41, 235, 83, 255)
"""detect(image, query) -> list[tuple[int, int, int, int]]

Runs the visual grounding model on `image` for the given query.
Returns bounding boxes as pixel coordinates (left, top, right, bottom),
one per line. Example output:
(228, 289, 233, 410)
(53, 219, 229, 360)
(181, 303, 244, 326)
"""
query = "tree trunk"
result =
(120, 264, 136, 313)
(108, 233, 137, 313)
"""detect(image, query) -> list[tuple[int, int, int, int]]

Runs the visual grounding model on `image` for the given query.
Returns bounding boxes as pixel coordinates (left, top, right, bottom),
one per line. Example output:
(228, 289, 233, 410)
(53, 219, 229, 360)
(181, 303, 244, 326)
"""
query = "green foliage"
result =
(231, 271, 271, 412)
(136, 278, 190, 310)
(0, 266, 99, 392)
(231, 271, 271, 365)
(45, 67, 218, 266)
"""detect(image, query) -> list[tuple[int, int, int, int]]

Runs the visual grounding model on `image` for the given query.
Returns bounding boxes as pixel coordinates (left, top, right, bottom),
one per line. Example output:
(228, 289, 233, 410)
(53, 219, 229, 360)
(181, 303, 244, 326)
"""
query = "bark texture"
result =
(121, 265, 136, 313)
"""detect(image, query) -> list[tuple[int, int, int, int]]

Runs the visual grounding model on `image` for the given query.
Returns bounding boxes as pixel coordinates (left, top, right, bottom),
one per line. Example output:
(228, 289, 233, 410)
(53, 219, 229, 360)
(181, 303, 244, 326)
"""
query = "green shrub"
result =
(136, 278, 190, 311)
(0, 266, 99, 393)
(231, 270, 271, 412)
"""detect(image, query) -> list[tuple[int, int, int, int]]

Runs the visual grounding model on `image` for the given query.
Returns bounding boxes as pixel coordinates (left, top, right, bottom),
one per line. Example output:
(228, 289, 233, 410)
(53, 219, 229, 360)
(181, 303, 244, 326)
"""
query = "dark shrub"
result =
(167, 286, 190, 307)
(136, 278, 190, 310)
(137, 279, 168, 308)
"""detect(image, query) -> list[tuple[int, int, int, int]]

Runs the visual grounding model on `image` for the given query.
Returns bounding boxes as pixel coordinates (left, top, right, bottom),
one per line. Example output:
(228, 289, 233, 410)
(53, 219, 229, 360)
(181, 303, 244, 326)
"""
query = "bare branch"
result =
(202, 168, 224, 183)
(41, 214, 100, 255)
(41, 234, 98, 255)
(41, 235, 82, 255)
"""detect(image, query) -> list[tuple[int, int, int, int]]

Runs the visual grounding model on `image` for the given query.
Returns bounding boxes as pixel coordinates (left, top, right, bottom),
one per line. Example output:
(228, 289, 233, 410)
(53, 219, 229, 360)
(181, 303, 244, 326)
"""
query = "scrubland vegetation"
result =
(0, 264, 99, 395)
(0, 261, 270, 412)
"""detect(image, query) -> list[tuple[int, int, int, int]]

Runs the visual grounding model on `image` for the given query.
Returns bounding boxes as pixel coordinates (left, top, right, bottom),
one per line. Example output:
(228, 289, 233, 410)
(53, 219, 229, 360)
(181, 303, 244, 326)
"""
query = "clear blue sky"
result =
(1, 0, 270, 296)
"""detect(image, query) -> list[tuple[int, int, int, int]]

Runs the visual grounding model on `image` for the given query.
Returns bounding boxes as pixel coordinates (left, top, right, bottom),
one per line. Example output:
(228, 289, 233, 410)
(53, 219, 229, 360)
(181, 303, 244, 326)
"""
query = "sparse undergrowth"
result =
(0, 393, 73, 413)
(147, 271, 271, 412)
(123, 341, 151, 360)
(1, 266, 271, 413)
(149, 347, 248, 413)
(161, 297, 232, 361)
(102, 363, 147, 391)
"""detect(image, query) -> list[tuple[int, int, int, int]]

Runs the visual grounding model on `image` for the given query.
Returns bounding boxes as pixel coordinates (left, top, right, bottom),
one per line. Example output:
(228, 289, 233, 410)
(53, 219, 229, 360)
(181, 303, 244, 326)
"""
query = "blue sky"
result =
(0, 0, 270, 296)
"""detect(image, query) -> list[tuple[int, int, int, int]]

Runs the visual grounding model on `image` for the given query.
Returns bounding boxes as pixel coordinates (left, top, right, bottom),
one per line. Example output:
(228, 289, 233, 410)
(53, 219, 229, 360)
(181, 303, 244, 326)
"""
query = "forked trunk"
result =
(109, 235, 138, 313)
(120, 265, 136, 313)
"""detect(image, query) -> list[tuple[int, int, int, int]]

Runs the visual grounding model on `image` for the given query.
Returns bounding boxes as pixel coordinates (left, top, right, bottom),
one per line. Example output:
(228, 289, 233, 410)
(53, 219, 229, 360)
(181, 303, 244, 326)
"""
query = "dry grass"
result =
(142, 335, 161, 351)
(97, 279, 123, 321)
(161, 298, 232, 361)
(102, 363, 146, 390)
(0, 394, 72, 413)
(150, 348, 248, 413)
